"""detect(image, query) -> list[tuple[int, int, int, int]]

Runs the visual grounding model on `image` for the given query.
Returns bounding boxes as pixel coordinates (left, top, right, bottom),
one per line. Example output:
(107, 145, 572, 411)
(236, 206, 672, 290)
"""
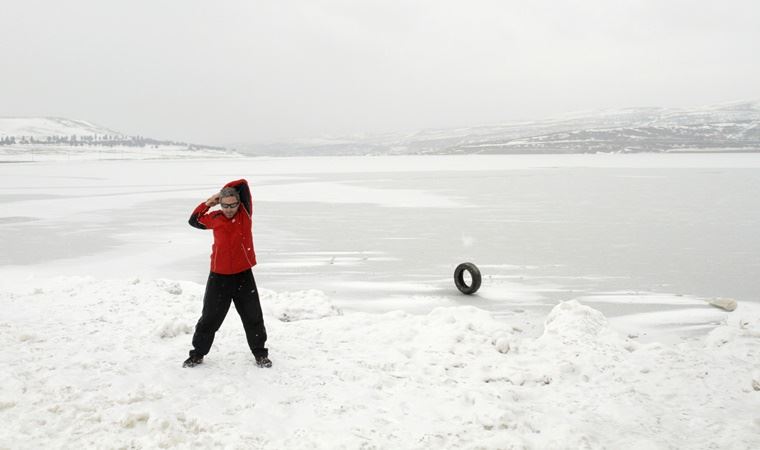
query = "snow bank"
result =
(1, 279, 758, 449)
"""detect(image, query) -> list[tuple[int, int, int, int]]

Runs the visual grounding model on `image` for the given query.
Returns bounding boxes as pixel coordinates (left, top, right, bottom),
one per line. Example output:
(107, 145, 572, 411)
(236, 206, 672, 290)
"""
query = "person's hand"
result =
(205, 193, 220, 207)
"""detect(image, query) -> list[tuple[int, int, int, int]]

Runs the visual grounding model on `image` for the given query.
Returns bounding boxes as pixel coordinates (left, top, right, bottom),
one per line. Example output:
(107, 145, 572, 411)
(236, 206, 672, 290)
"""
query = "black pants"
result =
(189, 269, 268, 358)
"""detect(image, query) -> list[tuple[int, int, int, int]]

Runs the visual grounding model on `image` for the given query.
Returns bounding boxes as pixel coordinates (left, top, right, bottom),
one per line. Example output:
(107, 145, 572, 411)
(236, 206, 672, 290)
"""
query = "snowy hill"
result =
(0, 117, 122, 138)
(238, 101, 760, 156)
(0, 117, 238, 161)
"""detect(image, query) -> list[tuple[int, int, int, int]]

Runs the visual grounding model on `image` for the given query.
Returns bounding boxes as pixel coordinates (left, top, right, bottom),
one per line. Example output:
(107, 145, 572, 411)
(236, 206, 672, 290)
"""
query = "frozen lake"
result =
(3, 153, 760, 448)
(2, 153, 760, 320)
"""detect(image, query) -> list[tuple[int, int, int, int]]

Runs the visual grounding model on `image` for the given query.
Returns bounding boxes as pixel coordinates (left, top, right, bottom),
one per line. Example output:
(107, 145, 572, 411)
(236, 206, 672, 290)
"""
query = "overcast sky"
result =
(1, 0, 759, 145)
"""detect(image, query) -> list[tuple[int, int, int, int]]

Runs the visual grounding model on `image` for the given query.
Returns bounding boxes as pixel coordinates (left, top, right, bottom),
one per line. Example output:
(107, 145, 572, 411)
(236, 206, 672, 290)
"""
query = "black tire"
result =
(454, 262, 482, 295)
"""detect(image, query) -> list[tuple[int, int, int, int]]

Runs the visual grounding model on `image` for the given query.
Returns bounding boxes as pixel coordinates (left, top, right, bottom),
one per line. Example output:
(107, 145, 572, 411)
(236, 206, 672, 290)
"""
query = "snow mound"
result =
(153, 279, 183, 295)
(520, 301, 633, 388)
(156, 320, 194, 339)
(541, 299, 611, 341)
(261, 289, 342, 322)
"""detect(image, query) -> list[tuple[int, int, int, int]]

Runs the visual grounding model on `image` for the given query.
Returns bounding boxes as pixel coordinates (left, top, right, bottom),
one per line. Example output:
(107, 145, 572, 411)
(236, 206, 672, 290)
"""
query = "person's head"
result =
(218, 187, 240, 218)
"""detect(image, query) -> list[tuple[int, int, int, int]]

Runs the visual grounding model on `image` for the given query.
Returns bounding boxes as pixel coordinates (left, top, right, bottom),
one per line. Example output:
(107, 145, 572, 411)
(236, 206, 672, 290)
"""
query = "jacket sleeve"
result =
(189, 202, 212, 229)
(224, 179, 252, 217)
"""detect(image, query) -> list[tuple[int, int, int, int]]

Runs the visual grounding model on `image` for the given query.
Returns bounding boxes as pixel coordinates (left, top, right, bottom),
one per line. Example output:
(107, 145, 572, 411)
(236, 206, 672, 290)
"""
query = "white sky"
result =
(1, 0, 759, 145)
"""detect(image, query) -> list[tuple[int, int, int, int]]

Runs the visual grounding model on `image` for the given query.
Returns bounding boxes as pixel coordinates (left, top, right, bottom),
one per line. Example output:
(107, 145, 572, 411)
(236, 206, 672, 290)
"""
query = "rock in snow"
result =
(708, 297, 738, 311)
(0, 277, 759, 449)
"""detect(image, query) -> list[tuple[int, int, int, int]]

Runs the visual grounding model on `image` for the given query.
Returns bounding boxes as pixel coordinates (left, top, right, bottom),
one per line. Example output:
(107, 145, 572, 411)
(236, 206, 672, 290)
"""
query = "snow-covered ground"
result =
(1, 154, 759, 449)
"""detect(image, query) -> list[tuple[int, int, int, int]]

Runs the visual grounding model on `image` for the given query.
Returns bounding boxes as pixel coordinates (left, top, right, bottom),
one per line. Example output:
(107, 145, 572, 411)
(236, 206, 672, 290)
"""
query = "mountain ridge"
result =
(236, 100, 760, 156)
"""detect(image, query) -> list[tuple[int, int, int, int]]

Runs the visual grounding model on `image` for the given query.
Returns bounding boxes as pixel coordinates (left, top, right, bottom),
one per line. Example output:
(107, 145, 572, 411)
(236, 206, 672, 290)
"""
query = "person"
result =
(183, 179, 271, 368)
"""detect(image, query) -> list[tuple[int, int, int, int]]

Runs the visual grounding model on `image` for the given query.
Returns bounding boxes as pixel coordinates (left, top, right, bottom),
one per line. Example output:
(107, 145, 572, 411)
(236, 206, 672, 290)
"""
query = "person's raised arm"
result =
(189, 193, 221, 229)
(224, 179, 252, 217)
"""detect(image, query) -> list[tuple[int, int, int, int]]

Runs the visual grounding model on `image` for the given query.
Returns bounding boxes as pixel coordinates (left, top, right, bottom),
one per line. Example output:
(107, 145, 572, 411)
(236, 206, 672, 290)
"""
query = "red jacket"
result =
(189, 179, 257, 274)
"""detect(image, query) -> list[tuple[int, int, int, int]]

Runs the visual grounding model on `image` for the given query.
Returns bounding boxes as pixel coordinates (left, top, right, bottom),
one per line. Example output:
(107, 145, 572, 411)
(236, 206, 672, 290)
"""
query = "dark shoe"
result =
(183, 355, 203, 368)
(255, 355, 272, 368)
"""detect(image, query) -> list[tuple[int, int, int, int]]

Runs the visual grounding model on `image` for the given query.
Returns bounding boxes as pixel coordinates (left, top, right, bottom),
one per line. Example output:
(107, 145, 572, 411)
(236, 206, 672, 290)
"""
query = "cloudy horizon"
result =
(2, 0, 759, 145)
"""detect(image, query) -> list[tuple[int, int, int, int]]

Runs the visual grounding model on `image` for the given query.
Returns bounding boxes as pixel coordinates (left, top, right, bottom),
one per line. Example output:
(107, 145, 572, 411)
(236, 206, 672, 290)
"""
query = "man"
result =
(183, 179, 271, 368)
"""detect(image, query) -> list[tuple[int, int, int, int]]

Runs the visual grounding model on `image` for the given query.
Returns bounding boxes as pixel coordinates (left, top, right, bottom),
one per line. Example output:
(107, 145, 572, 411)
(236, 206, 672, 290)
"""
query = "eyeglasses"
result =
(220, 202, 240, 209)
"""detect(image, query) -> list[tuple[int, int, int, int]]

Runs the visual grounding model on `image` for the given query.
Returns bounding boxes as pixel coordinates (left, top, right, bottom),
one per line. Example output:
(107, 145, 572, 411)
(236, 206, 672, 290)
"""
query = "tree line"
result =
(0, 134, 225, 151)
(2, 134, 144, 146)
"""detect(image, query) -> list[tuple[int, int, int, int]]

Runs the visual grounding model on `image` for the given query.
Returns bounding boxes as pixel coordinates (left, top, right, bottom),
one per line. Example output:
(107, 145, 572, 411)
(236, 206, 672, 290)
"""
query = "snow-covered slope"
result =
(239, 101, 760, 156)
(0, 117, 122, 138)
(0, 117, 237, 161)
